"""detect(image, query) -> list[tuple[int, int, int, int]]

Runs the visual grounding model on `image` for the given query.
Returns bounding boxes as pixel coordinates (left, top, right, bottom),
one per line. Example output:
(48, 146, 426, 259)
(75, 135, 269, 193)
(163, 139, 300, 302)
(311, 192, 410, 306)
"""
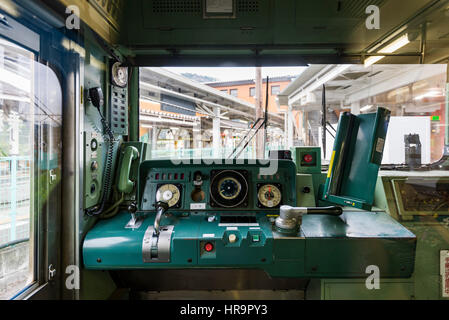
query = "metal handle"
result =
(153, 201, 169, 236)
(306, 206, 343, 216)
(275, 205, 343, 233)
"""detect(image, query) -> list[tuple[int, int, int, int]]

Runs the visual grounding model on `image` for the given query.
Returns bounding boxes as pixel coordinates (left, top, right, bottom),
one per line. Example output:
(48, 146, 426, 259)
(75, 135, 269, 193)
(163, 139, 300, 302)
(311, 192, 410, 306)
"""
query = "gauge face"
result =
(210, 170, 248, 208)
(111, 62, 128, 87)
(258, 184, 282, 208)
(156, 184, 181, 207)
(218, 177, 241, 200)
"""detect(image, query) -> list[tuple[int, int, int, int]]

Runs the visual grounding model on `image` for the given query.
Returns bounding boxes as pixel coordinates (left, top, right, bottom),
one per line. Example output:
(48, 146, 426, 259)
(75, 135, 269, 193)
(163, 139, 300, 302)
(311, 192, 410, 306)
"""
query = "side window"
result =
(0, 36, 62, 299)
(271, 85, 280, 95)
(249, 87, 255, 97)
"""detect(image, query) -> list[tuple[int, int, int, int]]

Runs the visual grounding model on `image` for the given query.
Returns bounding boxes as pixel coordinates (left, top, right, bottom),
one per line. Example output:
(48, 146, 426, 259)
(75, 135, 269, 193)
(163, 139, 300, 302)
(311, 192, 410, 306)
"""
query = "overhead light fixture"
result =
(307, 65, 351, 92)
(364, 34, 410, 67)
(360, 105, 374, 112)
(414, 90, 443, 100)
(291, 65, 351, 104)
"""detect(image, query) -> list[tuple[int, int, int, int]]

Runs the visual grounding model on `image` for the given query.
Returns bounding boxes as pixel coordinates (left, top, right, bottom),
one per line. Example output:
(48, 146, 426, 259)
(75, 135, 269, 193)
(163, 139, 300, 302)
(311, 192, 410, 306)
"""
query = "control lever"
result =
(153, 201, 169, 236)
(275, 205, 343, 234)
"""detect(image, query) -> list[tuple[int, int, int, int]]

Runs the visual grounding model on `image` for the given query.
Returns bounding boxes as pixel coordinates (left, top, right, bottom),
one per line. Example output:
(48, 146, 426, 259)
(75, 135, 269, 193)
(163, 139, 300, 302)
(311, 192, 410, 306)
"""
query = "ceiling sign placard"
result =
(204, 0, 235, 19)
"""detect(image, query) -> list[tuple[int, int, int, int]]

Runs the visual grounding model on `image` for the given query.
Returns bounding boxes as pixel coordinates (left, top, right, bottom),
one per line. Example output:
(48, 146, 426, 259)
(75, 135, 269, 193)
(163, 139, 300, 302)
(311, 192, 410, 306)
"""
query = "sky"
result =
(165, 66, 306, 82)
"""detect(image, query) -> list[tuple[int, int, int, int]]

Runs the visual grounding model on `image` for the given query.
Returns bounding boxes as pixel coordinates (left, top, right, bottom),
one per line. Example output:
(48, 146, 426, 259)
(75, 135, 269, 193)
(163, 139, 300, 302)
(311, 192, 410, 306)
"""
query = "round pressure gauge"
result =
(111, 62, 128, 87)
(156, 184, 181, 208)
(257, 184, 282, 208)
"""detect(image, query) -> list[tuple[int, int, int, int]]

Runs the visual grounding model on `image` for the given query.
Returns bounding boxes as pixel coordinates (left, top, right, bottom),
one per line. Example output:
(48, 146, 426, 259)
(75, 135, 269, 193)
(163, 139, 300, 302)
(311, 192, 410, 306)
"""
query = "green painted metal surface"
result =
(295, 174, 316, 207)
(321, 108, 390, 210)
(83, 210, 416, 278)
(292, 146, 321, 174)
(84, 157, 416, 278)
(314, 174, 449, 300)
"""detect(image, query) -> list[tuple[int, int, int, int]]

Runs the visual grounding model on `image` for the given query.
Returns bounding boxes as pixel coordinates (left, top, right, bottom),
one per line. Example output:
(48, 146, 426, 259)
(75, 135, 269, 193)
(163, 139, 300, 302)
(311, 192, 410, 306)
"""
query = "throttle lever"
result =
(306, 206, 343, 216)
(153, 201, 169, 236)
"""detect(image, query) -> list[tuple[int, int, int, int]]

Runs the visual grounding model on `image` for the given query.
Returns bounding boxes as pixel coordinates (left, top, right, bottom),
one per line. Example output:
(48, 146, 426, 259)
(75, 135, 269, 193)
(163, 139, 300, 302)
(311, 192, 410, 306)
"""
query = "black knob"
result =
(302, 186, 311, 193)
(128, 203, 137, 213)
(91, 161, 98, 171)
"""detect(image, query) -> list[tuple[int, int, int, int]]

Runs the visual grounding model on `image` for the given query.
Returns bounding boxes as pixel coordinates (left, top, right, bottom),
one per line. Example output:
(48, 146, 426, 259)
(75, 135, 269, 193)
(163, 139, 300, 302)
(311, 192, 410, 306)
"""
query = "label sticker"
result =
(226, 227, 238, 230)
(190, 203, 206, 210)
(202, 233, 215, 238)
(206, 0, 233, 13)
(375, 137, 385, 153)
(218, 223, 259, 227)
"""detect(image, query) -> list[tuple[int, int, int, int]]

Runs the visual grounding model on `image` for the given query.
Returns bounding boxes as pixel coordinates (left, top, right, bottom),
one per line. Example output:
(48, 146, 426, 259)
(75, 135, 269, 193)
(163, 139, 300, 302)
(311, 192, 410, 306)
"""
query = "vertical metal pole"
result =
(287, 106, 294, 148)
(61, 52, 79, 300)
(419, 23, 427, 64)
(444, 61, 449, 145)
(213, 106, 221, 158)
(321, 84, 327, 159)
(10, 156, 17, 241)
(255, 67, 264, 158)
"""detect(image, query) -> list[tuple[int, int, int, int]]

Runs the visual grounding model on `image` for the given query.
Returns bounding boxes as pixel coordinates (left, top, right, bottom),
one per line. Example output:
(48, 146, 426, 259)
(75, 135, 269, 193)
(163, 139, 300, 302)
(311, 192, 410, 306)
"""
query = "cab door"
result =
(0, 10, 63, 300)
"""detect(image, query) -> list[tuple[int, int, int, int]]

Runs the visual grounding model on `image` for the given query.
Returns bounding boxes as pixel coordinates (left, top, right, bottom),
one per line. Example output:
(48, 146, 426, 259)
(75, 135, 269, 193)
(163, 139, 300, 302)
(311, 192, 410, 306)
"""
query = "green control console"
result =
(83, 158, 416, 278)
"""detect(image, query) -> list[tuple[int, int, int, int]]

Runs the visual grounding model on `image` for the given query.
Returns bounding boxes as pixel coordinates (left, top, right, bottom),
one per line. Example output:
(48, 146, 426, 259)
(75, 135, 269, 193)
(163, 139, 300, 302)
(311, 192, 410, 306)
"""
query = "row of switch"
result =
(202, 233, 261, 252)
(154, 173, 184, 180)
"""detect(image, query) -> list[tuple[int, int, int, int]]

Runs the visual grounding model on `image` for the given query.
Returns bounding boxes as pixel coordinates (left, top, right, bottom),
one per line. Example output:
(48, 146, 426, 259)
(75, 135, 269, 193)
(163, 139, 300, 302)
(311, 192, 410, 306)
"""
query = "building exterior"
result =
(138, 68, 286, 159)
(206, 76, 296, 114)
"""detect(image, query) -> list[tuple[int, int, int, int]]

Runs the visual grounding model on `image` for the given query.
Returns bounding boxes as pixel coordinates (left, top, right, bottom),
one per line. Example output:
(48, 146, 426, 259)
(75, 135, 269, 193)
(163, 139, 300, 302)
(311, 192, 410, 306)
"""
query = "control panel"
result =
(84, 131, 104, 208)
(83, 158, 416, 279)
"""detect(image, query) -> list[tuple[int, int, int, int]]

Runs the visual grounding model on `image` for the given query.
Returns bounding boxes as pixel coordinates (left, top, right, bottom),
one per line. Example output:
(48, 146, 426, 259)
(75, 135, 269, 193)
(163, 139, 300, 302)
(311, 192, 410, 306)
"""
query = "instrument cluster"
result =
(149, 168, 286, 211)
(140, 160, 296, 212)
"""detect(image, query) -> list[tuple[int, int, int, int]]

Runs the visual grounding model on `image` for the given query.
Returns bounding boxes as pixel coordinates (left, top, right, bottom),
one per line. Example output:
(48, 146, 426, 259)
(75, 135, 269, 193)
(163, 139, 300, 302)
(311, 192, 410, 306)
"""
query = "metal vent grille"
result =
(152, 0, 201, 14)
(110, 86, 128, 135)
(338, 0, 385, 18)
(237, 0, 260, 13)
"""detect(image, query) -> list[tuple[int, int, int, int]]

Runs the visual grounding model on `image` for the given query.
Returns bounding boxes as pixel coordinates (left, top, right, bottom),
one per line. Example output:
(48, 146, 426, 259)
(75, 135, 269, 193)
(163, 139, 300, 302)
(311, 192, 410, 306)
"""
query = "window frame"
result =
(249, 87, 255, 97)
(0, 9, 63, 300)
(271, 85, 280, 95)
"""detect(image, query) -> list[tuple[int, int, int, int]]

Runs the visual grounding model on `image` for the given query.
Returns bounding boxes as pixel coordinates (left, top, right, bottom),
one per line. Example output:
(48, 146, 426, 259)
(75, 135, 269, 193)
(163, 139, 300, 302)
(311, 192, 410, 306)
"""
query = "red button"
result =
(303, 154, 313, 163)
(204, 242, 214, 252)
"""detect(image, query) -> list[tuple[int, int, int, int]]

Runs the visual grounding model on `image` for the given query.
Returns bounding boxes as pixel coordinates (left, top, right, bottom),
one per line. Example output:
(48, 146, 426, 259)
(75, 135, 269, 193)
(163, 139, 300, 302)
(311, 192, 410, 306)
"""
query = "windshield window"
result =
(139, 65, 447, 166)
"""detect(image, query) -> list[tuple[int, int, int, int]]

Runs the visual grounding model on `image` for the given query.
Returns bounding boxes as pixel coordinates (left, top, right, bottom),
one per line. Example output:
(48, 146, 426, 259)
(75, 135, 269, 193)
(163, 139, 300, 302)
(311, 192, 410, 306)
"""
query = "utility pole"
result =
(255, 67, 264, 158)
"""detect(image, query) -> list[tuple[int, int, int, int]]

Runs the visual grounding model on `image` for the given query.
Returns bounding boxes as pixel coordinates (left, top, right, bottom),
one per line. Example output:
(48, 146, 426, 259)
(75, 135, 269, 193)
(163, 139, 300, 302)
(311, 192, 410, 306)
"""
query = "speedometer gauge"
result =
(156, 184, 181, 208)
(257, 184, 282, 208)
(218, 177, 242, 200)
(210, 170, 249, 208)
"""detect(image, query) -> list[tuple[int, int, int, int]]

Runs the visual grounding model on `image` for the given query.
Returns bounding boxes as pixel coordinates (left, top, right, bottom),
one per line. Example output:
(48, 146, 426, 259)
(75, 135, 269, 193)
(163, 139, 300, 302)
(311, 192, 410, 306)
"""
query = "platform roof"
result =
(140, 67, 285, 127)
